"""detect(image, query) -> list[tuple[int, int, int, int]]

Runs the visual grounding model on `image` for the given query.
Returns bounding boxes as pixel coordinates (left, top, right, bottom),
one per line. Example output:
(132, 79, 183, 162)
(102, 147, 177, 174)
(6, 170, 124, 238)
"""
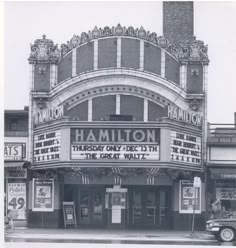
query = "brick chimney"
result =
(163, 1, 194, 46)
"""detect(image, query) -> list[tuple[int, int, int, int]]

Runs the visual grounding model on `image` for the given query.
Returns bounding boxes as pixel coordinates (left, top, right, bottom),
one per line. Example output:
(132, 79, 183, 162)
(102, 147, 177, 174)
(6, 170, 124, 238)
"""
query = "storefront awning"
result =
(4, 162, 25, 168)
(210, 168, 236, 179)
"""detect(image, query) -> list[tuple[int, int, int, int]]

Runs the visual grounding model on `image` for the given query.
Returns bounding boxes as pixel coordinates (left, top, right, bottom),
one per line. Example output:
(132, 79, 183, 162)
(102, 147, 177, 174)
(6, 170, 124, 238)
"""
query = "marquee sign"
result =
(33, 130, 61, 163)
(33, 105, 64, 125)
(4, 143, 24, 161)
(170, 131, 201, 164)
(71, 128, 160, 161)
(5, 167, 27, 178)
(168, 105, 202, 127)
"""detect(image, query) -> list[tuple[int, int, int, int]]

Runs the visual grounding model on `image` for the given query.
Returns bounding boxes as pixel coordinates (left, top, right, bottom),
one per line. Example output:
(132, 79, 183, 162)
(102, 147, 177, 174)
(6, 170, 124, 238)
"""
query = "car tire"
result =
(219, 227, 235, 242)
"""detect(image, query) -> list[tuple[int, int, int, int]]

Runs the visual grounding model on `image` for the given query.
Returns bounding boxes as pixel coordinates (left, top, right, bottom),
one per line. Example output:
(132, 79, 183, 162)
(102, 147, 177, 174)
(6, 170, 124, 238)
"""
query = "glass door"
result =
(128, 186, 171, 228)
(79, 190, 89, 224)
(158, 189, 171, 227)
(92, 190, 103, 225)
(145, 191, 156, 225)
(78, 187, 105, 227)
(132, 191, 142, 224)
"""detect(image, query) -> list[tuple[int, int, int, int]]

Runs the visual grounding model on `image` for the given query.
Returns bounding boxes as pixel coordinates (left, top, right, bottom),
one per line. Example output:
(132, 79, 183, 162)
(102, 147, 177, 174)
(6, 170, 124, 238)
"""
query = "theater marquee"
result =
(33, 130, 61, 163)
(71, 128, 160, 161)
(170, 131, 201, 164)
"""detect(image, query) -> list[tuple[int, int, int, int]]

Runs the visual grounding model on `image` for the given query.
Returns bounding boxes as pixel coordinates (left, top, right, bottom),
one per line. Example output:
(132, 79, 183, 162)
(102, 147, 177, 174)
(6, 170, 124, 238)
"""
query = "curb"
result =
(5, 234, 218, 244)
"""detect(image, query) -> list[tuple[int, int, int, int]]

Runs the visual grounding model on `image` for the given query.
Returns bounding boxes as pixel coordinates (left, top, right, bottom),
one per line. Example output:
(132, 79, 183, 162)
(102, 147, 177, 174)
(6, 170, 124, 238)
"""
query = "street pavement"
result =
(4, 227, 223, 246)
(4, 243, 228, 248)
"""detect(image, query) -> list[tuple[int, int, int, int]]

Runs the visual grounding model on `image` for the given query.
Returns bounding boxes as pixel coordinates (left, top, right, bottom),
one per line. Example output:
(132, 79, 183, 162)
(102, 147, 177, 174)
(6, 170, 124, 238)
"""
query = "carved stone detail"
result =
(35, 97, 48, 109)
(30, 26, 209, 65)
(177, 38, 209, 63)
(191, 68, 199, 76)
(29, 35, 61, 63)
(38, 67, 46, 74)
(58, 25, 209, 63)
(188, 99, 202, 111)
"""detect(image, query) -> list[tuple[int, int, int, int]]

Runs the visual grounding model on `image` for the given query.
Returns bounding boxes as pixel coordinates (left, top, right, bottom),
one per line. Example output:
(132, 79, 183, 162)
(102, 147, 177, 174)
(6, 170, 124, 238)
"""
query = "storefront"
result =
(207, 168, 236, 218)
(4, 143, 28, 227)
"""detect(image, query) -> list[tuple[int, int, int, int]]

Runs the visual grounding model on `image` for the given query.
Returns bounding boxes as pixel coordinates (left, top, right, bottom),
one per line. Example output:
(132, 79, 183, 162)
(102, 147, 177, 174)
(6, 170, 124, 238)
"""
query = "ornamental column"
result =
(28, 35, 61, 163)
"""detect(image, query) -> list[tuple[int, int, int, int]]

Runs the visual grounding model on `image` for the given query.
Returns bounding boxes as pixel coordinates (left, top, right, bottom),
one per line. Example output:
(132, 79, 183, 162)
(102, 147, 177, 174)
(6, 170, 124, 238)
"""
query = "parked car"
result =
(206, 218, 236, 242)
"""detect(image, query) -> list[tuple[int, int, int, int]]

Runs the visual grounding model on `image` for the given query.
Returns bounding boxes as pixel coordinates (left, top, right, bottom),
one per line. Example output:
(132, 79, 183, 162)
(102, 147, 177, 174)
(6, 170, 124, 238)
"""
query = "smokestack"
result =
(163, 1, 194, 46)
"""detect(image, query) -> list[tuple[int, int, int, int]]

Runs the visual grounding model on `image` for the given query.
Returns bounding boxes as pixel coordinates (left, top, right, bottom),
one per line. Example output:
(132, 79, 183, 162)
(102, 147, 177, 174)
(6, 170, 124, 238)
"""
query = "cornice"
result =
(28, 24, 209, 64)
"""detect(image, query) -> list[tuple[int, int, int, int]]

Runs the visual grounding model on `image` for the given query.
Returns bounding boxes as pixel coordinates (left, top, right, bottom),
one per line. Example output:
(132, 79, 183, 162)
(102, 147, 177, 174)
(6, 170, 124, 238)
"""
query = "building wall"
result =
(121, 38, 140, 69)
(163, 1, 194, 45)
(98, 38, 117, 69)
(76, 43, 94, 74)
(58, 52, 72, 82)
(144, 42, 162, 75)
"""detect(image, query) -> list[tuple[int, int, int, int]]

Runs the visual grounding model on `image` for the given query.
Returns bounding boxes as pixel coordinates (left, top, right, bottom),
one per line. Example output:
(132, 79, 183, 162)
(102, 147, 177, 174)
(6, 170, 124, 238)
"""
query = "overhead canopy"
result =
(210, 168, 236, 179)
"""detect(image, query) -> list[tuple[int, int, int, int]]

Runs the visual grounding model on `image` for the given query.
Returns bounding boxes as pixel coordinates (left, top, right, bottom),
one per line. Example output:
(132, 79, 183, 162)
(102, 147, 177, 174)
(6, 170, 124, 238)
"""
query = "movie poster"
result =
(32, 179, 54, 211)
(179, 180, 201, 214)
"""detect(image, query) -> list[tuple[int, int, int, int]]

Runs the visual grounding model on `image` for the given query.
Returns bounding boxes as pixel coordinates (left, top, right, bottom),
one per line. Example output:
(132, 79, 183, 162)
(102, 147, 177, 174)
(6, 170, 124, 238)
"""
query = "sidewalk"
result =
(5, 227, 217, 244)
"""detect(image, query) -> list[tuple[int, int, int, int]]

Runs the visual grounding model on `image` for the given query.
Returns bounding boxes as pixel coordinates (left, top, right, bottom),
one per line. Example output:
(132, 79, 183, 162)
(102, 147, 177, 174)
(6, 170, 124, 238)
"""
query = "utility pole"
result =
(191, 176, 201, 235)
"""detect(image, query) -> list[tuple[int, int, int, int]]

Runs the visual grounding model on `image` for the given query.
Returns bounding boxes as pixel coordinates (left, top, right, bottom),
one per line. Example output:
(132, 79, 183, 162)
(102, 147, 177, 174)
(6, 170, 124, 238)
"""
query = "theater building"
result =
(27, 2, 209, 229)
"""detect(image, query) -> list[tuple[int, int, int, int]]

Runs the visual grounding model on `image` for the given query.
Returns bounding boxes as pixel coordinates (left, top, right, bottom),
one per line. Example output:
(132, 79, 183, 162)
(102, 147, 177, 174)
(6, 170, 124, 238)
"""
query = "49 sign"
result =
(7, 183, 26, 220)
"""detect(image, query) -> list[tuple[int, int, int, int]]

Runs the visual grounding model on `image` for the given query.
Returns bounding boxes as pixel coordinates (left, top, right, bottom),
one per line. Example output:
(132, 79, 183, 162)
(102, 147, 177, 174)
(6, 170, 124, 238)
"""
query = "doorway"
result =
(78, 186, 106, 227)
(128, 186, 171, 228)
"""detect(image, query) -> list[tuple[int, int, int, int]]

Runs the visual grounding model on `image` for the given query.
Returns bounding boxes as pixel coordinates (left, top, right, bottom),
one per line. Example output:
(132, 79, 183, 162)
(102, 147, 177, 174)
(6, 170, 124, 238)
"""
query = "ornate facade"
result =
(26, 2, 209, 230)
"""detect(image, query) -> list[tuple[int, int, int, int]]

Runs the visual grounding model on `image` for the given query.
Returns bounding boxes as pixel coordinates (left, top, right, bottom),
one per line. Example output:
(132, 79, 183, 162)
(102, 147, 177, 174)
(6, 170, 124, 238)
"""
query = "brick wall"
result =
(92, 95, 116, 121)
(58, 52, 72, 82)
(121, 38, 140, 69)
(144, 43, 162, 75)
(120, 95, 144, 121)
(76, 43, 94, 74)
(98, 38, 117, 69)
(186, 64, 203, 93)
(163, 1, 194, 45)
(34, 64, 50, 91)
(165, 53, 180, 85)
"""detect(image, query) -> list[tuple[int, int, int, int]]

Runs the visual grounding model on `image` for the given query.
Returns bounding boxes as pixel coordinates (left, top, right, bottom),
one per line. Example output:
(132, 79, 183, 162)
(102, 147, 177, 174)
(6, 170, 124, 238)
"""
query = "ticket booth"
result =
(106, 185, 128, 228)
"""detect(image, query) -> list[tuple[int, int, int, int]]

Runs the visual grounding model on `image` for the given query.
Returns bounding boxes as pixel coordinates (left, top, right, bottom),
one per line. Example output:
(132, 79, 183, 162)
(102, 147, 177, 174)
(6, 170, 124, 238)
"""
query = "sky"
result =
(3, 1, 236, 124)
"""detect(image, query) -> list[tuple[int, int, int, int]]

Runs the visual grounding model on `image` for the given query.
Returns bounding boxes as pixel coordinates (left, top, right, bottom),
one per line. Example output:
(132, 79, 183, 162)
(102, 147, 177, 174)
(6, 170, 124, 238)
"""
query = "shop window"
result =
(222, 200, 236, 218)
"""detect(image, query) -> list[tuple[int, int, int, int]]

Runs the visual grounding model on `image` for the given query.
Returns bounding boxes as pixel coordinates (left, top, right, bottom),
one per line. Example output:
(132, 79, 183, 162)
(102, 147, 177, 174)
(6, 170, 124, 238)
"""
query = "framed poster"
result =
(7, 183, 26, 220)
(32, 179, 54, 212)
(179, 180, 201, 214)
